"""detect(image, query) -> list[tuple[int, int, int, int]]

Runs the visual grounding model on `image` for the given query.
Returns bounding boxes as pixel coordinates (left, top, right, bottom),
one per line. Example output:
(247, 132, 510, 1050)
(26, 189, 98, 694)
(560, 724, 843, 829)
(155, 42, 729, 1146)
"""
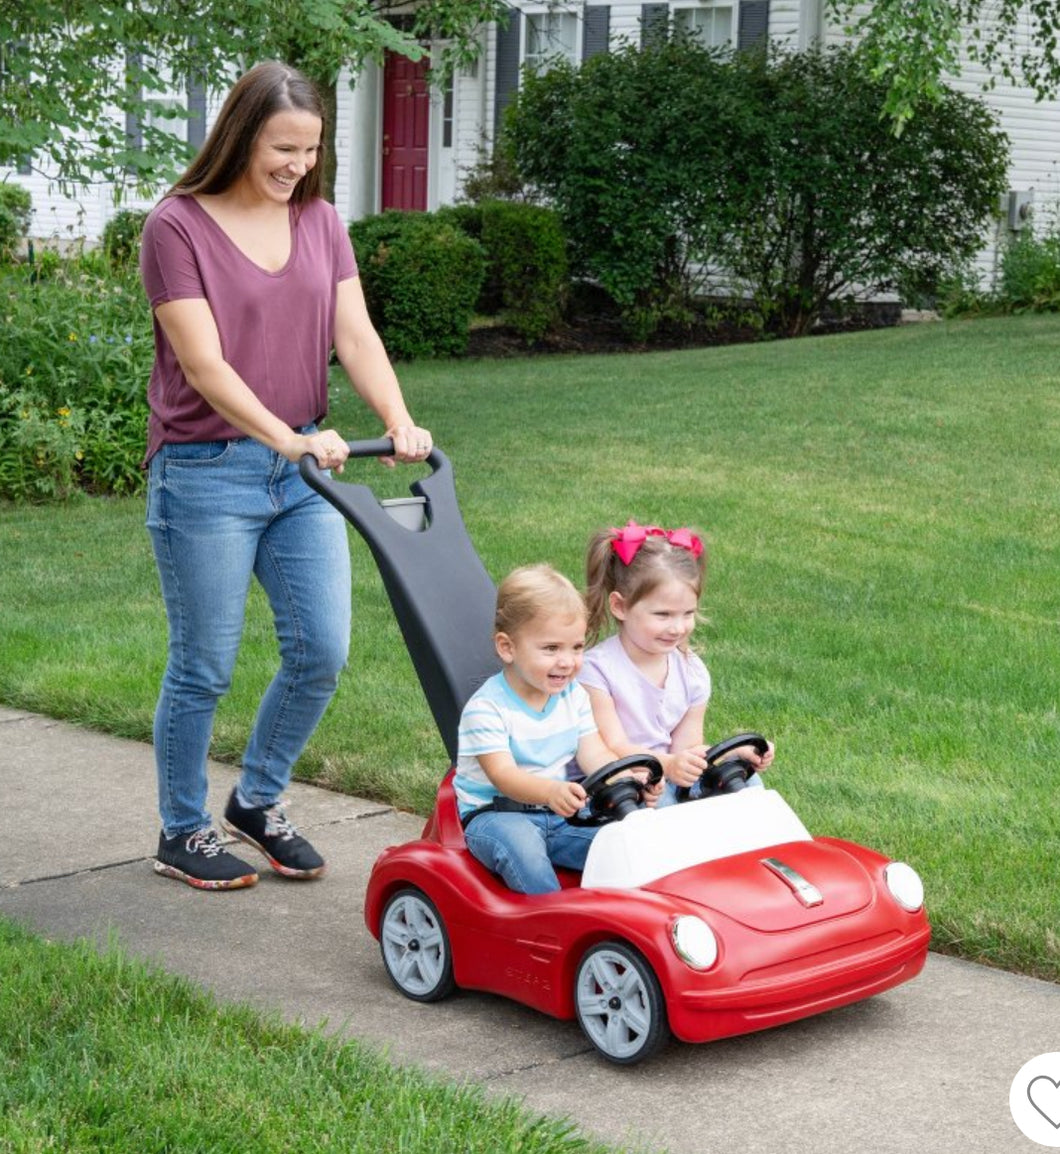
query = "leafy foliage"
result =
(719, 47, 1010, 335)
(504, 41, 1009, 337)
(349, 211, 486, 359)
(478, 200, 568, 341)
(828, 0, 1060, 130)
(0, 256, 152, 500)
(998, 229, 1060, 312)
(0, 0, 504, 193)
(506, 37, 754, 340)
(102, 209, 149, 270)
(0, 183, 32, 261)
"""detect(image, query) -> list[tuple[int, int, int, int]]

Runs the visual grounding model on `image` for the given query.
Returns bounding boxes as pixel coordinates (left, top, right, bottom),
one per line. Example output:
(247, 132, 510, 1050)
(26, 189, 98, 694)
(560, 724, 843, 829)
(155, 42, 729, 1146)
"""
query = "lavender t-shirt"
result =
(140, 195, 358, 463)
(578, 634, 712, 753)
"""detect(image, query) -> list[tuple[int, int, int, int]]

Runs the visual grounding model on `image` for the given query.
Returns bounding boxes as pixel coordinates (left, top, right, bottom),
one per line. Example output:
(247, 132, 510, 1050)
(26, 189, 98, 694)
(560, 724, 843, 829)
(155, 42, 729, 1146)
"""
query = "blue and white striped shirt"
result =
(454, 672, 597, 815)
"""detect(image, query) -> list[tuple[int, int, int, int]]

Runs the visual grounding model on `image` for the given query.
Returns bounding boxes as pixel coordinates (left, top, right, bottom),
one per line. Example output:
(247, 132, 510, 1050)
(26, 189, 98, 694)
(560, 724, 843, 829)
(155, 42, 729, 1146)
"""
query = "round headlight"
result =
(885, 862, 924, 912)
(671, 916, 719, 971)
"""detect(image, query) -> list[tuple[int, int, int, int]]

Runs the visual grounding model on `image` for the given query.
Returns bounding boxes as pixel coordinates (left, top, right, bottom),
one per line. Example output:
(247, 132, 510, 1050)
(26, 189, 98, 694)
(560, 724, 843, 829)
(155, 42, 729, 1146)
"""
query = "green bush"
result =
(718, 47, 1010, 335)
(504, 37, 747, 339)
(0, 386, 85, 501)
(0, 183, 32, 262)
(349, 211, 486, 359)
(0, 258, 151, 501)
(504, 40, 1010, 338)
(479, 200, 568, 341)
(102, 208, 148, 270)
(998, 229, 1060, 312)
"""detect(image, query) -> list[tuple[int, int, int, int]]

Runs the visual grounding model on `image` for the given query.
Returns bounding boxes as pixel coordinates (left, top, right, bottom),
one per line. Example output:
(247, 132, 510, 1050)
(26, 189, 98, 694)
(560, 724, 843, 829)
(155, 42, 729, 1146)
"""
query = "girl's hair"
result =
(495, 565, 586, 636)
(167, 61, 325, 204)
(585, 524, 707, 645)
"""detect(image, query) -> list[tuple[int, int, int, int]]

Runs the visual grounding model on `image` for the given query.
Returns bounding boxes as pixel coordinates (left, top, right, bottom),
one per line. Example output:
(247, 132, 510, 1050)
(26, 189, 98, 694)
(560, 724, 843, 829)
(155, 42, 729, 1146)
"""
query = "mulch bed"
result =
(463, 299, 903, 358)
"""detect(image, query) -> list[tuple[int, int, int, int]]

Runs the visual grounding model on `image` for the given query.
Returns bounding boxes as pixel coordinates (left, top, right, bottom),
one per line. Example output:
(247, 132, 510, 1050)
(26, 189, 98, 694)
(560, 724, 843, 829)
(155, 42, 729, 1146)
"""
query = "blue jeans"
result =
(463, 810, 600, 894)
(146, 436, 351, 838)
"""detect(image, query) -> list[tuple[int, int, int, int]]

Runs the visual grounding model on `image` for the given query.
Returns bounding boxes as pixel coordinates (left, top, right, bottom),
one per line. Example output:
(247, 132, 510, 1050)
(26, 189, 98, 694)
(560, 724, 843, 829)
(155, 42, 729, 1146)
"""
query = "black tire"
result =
(379, 887, 455, 1003)
(574, 940, 669, 1064)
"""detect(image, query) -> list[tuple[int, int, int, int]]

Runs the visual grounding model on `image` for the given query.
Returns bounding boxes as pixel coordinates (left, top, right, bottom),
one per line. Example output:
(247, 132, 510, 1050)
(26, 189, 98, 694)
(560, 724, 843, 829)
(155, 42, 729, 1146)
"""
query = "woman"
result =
(140, 61, 432, 891)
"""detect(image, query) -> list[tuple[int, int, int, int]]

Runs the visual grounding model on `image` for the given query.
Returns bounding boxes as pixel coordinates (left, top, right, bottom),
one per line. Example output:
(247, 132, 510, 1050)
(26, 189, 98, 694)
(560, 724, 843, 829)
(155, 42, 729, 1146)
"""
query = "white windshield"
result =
(581, 789, 813, 890)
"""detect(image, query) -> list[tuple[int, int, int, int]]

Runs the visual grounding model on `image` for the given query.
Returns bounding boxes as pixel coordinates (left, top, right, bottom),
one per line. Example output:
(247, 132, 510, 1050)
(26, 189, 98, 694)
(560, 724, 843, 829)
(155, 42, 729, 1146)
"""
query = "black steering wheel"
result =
(578, 755, 664, 823)
(675, 732, 770, 803)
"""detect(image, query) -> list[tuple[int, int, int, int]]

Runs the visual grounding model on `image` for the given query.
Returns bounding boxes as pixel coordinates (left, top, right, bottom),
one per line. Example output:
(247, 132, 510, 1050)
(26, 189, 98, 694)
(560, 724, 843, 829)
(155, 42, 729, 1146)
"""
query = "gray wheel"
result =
(574, 941, 669, 1064)
(380, 887, 455, 1002)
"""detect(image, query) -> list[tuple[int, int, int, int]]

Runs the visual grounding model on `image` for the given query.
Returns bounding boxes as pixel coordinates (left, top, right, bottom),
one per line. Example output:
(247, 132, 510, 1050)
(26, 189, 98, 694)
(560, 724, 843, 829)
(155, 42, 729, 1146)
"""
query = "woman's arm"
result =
(154, 297, 348, 467)
(333, 277, 431, 464)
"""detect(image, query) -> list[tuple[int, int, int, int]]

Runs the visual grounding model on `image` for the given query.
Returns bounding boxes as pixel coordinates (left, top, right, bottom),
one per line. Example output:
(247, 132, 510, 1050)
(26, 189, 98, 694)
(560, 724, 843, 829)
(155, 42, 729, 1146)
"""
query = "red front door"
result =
(382, 52, 430, 211)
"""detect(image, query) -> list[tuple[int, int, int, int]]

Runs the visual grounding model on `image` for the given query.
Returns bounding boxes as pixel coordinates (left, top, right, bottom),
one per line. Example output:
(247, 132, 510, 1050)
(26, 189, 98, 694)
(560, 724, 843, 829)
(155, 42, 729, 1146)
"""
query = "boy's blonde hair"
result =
(495, 564, 586, 636)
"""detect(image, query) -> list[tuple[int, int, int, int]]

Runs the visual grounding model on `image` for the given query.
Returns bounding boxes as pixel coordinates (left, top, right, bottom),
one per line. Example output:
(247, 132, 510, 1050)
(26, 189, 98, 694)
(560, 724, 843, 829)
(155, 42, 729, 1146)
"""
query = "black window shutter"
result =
(583, 6, 611, 61)
(737, 0, 770, 51)
(494, 9, 522, 136)
(187, 76, 207, 150)
(640, 3, 668, 48)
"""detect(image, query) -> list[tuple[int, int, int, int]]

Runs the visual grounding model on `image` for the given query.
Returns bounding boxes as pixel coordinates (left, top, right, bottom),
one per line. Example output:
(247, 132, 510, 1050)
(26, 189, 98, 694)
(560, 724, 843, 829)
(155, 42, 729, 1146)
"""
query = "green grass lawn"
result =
(0, 920, 614, 1154)
(2, 312, 1058, 987)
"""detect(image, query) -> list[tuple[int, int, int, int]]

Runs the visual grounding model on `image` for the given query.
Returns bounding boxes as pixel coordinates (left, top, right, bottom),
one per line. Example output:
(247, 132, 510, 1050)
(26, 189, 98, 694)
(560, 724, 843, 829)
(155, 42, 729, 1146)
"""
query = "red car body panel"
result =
(365, 772, 930, 1045)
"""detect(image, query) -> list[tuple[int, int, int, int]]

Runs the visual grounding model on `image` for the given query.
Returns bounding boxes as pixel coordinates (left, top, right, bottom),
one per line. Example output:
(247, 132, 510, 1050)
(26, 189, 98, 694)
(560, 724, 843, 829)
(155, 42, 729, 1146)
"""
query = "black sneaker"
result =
(154, 828, 259, 890)
(221, 792, 326, 879)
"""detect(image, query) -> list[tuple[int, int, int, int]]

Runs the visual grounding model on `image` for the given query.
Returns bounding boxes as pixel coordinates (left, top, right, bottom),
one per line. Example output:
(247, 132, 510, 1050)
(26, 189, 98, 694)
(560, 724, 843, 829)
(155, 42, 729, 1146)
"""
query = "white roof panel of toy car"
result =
(580, 789, 813, 890)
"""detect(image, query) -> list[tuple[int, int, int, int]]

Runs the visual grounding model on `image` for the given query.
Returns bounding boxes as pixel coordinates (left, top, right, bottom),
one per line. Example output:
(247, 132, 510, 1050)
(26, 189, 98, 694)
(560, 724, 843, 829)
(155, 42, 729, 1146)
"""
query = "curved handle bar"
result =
(298, 437, 440, 484)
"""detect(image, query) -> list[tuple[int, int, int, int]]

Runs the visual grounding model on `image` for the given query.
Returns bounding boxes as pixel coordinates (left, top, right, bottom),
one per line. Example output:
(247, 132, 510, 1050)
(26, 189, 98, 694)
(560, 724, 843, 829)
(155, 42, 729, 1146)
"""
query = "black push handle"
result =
(299, 437, 440, 485)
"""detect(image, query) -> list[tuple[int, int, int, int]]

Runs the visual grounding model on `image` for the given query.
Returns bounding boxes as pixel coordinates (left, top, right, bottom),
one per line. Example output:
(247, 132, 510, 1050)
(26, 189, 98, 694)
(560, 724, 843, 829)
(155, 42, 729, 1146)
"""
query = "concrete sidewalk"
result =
(1, 705, 1055, 1153)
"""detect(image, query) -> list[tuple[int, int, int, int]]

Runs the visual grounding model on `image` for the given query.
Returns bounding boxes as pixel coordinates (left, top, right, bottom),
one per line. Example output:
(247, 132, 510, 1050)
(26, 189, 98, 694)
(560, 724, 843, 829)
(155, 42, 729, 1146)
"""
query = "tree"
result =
(504, 39, 1010, 338)
(719, 46, 1010, 335)
(505, 37, 761, 339)
(0, 0, 501, 196)
(828, 0, 1060, 130)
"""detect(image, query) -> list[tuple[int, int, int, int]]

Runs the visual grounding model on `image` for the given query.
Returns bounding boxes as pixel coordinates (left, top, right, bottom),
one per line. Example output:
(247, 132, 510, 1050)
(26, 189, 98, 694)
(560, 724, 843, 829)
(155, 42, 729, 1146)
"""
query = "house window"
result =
(442, 76, 454, 148)
(523, 8, 580, 74)
(673, 1, 735, 48)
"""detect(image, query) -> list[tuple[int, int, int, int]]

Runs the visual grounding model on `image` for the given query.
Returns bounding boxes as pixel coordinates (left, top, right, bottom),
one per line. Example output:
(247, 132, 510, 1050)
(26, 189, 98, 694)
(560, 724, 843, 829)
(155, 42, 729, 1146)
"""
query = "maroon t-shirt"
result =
(140, 194, 358, 463)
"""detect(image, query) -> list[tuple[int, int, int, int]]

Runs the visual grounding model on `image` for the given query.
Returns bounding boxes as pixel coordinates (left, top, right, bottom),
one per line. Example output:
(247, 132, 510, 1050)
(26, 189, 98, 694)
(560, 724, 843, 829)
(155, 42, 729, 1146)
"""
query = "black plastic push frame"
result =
(300, 440, 501, 762)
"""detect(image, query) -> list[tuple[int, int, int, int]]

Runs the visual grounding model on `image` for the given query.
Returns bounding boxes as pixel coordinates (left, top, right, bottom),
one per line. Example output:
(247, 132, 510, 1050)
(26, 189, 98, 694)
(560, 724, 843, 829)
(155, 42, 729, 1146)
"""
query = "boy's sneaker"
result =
(154, 828, 259, 890)
(221, 791, 326, 879)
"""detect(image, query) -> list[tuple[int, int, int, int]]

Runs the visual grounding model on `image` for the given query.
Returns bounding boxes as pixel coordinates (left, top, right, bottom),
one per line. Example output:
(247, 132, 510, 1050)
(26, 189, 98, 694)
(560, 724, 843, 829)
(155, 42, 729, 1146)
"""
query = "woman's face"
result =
(239, 108, 322, 205)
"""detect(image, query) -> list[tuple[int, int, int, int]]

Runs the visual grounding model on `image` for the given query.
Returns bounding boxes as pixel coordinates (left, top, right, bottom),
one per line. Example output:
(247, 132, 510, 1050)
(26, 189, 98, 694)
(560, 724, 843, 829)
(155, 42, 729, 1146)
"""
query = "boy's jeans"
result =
(463, 809, 599, 894)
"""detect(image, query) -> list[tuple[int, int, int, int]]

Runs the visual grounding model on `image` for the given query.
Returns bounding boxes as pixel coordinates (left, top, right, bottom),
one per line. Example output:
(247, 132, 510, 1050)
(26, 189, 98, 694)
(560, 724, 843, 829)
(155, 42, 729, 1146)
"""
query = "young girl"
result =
(580, 520, 773, 806)
(455, 564, 632, 894)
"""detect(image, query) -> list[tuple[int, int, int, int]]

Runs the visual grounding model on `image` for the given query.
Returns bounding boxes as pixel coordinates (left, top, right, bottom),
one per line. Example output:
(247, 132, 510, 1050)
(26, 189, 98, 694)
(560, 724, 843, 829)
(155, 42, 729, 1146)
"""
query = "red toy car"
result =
(302, 442, 930, 1065)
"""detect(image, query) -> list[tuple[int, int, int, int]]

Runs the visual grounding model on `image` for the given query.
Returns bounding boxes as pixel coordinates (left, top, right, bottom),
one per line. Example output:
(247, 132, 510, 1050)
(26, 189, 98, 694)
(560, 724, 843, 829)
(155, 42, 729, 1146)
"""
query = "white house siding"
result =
(818, 5, 1060, 288)
(334, 65, 379, 222)
(943, 61, 1060, 287)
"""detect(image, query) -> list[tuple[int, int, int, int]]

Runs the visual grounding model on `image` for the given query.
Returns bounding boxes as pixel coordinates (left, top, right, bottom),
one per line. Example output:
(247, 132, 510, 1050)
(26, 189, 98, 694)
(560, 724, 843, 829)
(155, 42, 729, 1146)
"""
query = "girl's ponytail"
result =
(584, 529, 618, 645)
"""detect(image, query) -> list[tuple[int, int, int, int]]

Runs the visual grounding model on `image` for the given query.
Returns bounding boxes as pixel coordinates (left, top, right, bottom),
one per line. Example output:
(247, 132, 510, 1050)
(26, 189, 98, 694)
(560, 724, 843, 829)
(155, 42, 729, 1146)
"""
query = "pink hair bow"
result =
(610, 520, 704, 565)
(666, 527, 704, 558)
